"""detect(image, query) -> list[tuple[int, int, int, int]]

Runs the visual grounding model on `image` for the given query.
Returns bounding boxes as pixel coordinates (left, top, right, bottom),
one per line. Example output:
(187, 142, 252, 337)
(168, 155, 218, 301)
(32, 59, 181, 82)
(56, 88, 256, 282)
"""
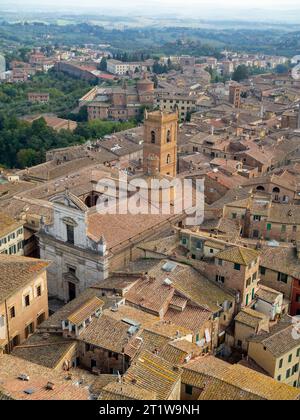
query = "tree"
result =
(232, 65, 249, 82)
(275, 64, 289, 74)
(99, 57, 107, 72)
(17, 149, 38, 168)
(152, 74, 159, 89)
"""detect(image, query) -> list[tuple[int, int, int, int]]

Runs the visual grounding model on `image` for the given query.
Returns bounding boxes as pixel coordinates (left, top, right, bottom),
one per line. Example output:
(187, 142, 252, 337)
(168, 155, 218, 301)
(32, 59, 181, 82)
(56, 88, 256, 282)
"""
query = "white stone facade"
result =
(38, 192, 108, 302)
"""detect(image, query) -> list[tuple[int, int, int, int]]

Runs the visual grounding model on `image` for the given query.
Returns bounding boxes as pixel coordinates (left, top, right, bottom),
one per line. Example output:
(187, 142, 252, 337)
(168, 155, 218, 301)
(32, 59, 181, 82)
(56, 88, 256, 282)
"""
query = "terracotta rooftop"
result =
(124, 350, 181, 400)
(87, 208, 174, 250)
(235, 308, 268, 329)
(12, 334, 76, 369)
(185, 356, 300, 400)
(0, 256, 49, 303)
(79, 314, 141, 356)
(0, 211, 23, 238)
(182, 355, 230, 387)
(212, 364, 300, 400)
(216, 246, 259, 266)
(40, 288, 110, 330)
(136, 329, 171, 354)
(248, 317, 300, 358)
(125, 272, 175, 316)
(159, 339, 202, 365)
(256, 285, 282, 305)
(67, 296, 104, 325)
(164, 305, 212, 333)
(0, 354, 90, 400)
(147, 259, 235, 313)
(99, 381, 157, 400)
(260, 246, 300, 278)
(103, 304, 159, 330)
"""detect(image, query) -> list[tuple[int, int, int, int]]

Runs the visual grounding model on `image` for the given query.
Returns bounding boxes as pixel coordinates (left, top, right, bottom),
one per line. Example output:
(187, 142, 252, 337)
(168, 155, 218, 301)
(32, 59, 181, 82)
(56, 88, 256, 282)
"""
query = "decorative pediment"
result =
(49, 190, 88, 213)
(62, 217, 78, 227)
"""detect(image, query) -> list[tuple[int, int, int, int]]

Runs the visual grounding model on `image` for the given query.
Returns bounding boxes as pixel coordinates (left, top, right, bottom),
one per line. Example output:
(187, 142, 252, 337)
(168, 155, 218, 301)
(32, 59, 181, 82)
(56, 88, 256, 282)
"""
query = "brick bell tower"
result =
(143, 110, 178, 177)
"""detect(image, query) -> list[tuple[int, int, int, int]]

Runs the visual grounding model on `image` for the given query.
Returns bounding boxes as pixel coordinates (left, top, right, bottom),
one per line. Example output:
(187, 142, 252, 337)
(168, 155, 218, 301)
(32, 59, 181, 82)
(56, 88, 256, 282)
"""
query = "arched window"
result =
(151, 131, 156, 144)
(256, 186, 265, 192)
(166, 129, 171, 143)
(167, 154, 171, 164)
(273, 187, 280, 193)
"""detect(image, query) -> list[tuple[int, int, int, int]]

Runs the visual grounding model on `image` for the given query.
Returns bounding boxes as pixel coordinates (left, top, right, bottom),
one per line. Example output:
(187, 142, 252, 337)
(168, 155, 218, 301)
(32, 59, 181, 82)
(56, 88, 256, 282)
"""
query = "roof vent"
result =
(162, 261, 177, 272)
(24, 388, 35, 395)
(184, 354, 192, 363)
(46, 382, 55, 390)
(164, 278, 173, 286)
(18, 374, 30, 381)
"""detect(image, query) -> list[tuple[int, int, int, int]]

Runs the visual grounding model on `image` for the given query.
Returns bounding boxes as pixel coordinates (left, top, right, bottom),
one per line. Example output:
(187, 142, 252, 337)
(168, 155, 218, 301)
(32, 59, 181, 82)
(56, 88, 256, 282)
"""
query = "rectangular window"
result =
(24, 294, 30, 307)
(36, 285, 42, 297)
(66, 224, 75, 245)
(288, 354, 293, 363)
(10, 306, 16, 319)
(286, 369, 291, 379)
(260, 267, 266, 275)
(234, 263, 241, 271)
(185, 384, 193, 395)
(267, 223, 272, 231)
(25, 322, 34, 339)
(293, 363, 299, 374)
(277, 375, 281, 381)
(279, 359, 283, 369)
(37, 313, 45, 325)
(216, 275, 225, 284)
(196, 240, 202, 250)
(278, 272, 288, 284)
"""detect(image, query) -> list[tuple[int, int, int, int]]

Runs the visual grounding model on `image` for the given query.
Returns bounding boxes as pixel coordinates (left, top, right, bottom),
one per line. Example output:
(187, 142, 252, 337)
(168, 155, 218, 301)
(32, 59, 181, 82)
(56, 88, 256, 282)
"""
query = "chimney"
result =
(46, 382, 55, 391)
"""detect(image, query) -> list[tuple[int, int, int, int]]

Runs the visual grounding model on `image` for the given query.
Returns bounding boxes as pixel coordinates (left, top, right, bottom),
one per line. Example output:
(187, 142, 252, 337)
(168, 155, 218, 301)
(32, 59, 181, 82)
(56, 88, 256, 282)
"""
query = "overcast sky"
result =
(4, 0, 300, 10)
(2, 0, 300, 21)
